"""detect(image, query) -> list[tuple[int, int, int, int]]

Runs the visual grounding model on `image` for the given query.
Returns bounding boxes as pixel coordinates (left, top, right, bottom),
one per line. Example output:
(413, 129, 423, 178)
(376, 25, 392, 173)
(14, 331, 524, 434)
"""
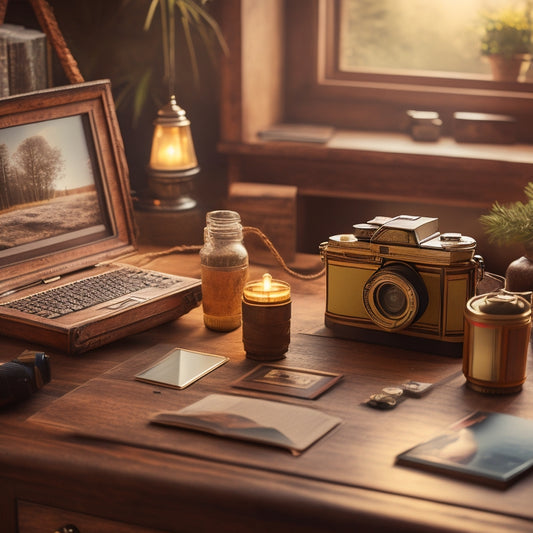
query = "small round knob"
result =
(54, 525, 80, 533)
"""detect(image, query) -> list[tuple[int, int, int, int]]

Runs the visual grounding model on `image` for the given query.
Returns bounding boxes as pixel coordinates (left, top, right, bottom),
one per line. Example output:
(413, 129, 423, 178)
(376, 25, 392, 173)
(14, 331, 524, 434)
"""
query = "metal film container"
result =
(463, 291, 531, 394)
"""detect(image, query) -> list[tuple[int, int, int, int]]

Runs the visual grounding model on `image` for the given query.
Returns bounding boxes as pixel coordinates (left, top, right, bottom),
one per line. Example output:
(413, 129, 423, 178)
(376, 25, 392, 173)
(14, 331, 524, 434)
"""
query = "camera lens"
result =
(363, 263, 428, 331)
(376, 283, 407, 316)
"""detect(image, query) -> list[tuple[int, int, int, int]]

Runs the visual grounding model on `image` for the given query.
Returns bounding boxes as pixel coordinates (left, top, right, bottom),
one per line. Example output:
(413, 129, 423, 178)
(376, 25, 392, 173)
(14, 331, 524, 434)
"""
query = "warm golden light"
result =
(262, 273, 272, 292)
(243, 274, 291, 304)
(141, 95, 200, 211)
(149, 123, 198, 171)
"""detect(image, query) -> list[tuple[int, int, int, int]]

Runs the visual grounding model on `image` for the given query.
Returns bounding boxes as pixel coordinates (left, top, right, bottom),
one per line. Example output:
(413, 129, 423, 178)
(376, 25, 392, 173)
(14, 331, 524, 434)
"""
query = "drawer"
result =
(18, 500, 165, 533)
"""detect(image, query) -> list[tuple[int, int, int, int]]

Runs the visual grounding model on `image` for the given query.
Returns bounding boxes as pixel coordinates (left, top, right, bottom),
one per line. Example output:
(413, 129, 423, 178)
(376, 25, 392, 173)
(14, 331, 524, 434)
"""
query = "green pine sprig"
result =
(480, 182, 533, 245)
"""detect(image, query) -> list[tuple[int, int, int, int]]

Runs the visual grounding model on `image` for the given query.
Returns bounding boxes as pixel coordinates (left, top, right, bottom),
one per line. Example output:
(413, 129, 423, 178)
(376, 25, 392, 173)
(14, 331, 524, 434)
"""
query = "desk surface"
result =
(1, 250, 532, 532)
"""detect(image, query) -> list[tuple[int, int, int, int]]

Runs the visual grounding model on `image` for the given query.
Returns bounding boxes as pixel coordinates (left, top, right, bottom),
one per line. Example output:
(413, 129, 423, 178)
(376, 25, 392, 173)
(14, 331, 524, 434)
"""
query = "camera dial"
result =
(439, 233, 476, 249)
(363, 263, 429, 331)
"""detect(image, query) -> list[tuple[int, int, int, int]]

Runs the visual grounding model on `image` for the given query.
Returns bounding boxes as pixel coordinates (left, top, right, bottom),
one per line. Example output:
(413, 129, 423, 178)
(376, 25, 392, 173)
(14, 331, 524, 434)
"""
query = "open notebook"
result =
(151, 393, 342, 455)
(0, 80, 201, 354)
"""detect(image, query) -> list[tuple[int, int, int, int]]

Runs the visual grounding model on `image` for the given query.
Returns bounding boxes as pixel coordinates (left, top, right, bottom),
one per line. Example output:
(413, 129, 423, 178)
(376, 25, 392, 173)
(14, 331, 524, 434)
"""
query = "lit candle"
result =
(242, 274, 291, 360)
(243, 273, 291, 304)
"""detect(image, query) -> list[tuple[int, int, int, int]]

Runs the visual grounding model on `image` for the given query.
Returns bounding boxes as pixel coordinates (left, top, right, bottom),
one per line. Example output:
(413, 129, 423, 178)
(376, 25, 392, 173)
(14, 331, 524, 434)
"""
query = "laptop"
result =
(0, 80, 202, 354)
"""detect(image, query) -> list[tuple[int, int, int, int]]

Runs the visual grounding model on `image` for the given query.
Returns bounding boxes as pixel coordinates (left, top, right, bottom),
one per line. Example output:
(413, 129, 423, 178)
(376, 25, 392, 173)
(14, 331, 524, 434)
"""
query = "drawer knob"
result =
(54, 526, 80, 533)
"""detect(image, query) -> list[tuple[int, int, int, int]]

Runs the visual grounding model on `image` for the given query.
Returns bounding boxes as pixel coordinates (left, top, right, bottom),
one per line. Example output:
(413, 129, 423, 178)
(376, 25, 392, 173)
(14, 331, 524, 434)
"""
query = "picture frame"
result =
(0, 80, 136, 293)
(232, 364, 343, 399)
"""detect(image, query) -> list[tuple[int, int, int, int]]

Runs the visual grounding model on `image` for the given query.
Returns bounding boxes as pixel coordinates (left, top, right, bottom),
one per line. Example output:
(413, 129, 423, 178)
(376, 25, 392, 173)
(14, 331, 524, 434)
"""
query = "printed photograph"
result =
(233, 364, 343, 399)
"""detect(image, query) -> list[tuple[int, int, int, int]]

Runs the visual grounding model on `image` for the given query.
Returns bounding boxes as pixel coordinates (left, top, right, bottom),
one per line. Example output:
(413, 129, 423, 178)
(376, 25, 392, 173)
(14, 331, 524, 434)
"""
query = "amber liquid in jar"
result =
(200, 210, 249, 332)
(201, 265, 249, 331)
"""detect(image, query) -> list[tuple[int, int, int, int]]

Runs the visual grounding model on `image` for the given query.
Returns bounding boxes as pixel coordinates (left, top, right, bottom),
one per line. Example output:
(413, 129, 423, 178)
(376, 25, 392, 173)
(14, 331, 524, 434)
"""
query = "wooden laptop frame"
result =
(0, 80, 137, 294)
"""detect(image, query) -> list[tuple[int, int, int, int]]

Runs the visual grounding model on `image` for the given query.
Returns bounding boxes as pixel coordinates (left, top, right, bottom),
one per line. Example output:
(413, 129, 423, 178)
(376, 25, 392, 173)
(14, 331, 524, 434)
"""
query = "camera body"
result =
(319, 215, 483, 356)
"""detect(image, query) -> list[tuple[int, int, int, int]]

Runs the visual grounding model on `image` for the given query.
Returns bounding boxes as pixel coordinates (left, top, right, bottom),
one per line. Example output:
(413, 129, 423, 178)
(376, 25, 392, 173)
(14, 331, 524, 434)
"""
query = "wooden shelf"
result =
(219, 131, 533, 209)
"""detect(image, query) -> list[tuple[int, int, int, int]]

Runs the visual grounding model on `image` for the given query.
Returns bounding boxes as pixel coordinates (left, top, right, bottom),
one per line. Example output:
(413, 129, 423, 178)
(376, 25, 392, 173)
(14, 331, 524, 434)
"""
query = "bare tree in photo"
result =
(0, 143, 11, 210)
(12, 135, 64, 203)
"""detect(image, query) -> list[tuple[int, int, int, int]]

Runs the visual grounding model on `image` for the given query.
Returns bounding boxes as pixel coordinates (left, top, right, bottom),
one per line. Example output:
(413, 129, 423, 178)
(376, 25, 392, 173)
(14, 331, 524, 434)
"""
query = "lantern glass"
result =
(149, 122, 198, 171)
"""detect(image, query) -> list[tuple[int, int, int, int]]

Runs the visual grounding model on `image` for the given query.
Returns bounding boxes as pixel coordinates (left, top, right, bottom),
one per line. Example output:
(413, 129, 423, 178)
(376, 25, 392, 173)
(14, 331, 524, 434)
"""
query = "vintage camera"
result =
(0, 350, 51, 407)
(319, 215, 483, 356)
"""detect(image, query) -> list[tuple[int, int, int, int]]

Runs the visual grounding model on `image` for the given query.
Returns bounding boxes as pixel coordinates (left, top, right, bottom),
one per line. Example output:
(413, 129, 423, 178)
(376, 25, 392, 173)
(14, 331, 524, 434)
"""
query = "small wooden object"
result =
(453, 112, 516, 144)
(406, 110, 442, 142)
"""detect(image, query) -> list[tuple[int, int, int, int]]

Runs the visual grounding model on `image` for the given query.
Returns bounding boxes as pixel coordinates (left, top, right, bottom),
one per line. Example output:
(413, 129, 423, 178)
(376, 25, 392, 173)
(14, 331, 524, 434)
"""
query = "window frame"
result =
(284, 0, 533, 141)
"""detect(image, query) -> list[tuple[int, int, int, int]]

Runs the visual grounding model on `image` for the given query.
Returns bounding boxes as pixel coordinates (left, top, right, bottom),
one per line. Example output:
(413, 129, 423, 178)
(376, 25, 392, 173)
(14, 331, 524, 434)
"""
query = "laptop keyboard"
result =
(2, 267, 180, 319)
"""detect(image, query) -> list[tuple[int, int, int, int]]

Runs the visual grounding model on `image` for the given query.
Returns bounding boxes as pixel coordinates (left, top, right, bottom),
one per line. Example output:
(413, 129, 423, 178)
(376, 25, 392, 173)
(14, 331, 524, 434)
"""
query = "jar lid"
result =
(468, 290, 531, 318)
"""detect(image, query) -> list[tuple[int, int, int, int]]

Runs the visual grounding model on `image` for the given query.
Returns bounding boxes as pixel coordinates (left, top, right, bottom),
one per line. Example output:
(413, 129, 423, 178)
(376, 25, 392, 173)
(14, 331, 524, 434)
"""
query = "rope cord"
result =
(128, 226, 325, 280)
(242, 226, 325, 280)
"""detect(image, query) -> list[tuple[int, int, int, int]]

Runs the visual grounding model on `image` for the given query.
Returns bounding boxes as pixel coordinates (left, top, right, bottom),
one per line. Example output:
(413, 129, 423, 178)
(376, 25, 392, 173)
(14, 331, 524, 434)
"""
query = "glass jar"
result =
(200, 210, 249, 331)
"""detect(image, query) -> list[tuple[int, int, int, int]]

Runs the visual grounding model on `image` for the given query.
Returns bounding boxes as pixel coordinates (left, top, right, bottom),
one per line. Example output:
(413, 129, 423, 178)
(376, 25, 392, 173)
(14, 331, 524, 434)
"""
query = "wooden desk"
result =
(0, 250, 532, 532)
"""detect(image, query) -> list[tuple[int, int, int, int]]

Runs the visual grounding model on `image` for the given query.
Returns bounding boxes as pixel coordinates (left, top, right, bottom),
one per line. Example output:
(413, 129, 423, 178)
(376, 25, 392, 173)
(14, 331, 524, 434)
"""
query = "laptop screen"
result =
(0, 81, 136, 294)
(0, 114, 112, 267)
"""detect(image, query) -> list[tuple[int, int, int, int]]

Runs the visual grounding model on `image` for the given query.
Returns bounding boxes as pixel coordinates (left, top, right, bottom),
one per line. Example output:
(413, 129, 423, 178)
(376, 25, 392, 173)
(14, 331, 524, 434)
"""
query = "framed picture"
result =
(232, 364, 343, 399)
(0, 80, 135, 291)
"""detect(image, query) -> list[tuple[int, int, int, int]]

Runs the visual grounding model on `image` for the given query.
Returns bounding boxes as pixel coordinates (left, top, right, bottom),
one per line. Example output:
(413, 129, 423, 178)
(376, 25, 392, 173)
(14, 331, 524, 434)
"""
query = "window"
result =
(284, 0, 533, 141)
(339, 0, 530, 78)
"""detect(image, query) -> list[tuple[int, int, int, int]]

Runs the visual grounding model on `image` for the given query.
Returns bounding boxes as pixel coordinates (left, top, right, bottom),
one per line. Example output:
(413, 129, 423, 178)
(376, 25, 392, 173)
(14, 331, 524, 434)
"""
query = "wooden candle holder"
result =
(242, 274, 291, 360)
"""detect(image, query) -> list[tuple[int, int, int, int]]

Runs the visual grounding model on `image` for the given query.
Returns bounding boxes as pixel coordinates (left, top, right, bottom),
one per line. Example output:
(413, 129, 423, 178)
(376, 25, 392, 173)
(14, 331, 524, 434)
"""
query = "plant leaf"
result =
(144, 0, 160, 31)
(133, 69, 154, 125)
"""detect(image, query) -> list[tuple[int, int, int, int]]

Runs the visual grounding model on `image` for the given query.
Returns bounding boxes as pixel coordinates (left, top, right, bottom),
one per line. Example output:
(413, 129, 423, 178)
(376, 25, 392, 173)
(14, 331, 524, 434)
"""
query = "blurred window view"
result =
(339, 0, 531, 78)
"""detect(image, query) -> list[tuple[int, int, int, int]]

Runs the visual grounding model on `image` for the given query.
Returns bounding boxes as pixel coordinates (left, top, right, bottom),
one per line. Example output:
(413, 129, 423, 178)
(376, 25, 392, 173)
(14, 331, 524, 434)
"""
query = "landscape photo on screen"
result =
(0, 114, 109, 258)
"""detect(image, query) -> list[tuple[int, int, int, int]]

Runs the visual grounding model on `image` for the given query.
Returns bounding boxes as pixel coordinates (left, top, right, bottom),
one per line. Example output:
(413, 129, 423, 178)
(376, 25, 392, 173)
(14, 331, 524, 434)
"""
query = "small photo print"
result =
(255, 368, 323, 390)
(232, 364, 343, 399)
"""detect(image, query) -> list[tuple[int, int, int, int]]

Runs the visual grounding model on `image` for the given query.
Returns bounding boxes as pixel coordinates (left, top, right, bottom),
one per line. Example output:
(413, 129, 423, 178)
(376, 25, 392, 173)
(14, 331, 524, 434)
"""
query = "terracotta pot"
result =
(487, 54, 531, 82)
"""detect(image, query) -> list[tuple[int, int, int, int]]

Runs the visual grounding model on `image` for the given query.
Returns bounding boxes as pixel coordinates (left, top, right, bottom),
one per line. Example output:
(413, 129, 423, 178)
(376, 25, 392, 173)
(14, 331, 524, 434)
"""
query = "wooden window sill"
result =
(220, 129, 533, 164)
(218, 130, 533, 209)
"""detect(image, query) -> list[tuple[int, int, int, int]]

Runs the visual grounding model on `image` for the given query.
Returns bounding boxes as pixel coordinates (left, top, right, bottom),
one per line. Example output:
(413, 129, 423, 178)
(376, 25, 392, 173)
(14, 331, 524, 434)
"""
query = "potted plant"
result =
(480, 182, 533, 291)
(480, 7, 532, 81)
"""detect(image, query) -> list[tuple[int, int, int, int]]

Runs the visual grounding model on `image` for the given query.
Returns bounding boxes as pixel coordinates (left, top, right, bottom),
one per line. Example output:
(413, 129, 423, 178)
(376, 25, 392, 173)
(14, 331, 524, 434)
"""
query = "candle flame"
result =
(262, 273, 272, 292)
